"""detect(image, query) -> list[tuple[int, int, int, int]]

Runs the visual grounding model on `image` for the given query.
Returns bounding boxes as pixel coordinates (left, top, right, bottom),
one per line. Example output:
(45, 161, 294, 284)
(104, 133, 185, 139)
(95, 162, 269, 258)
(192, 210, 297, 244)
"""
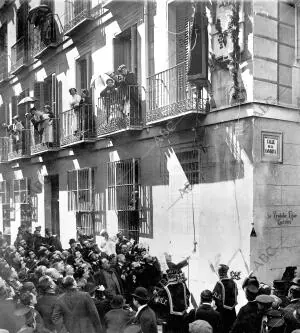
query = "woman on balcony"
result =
(100, 78, 123, 123)
(41, 105, 54, 147)
(79, 89, 93, 138)
(69, 88, 81, 136)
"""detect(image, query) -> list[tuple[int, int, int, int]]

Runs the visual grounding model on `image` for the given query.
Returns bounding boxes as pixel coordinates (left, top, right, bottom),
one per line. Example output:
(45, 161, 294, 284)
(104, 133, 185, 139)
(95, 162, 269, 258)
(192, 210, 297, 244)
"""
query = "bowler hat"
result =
(69, 238, 76, 245)
(132, 287, 149, 301)
(255, 294, 274, 304)
(273, 280, 288, 291)
(245, 284, 259, 294)
(110, 295, 125, 309)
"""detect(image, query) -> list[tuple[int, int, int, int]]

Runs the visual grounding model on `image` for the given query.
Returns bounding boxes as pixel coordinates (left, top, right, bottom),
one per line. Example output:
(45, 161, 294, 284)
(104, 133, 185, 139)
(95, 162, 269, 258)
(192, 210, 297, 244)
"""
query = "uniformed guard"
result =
(212, 264, 238, 333)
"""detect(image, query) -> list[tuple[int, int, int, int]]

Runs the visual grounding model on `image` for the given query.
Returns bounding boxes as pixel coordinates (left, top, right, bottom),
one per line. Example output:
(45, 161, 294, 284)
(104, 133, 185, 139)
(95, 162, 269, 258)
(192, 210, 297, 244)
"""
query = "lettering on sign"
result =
(267, 210, 297, 226)
(261, 131, 282, 163)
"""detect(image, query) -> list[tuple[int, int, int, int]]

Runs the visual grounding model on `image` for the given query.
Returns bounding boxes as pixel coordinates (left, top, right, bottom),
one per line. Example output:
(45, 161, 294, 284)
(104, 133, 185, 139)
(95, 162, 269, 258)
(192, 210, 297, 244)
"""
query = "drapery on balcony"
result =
(60, 104, 96, 146)
(146, 61, 210, 124)
(8, 129, 30, 161)
(10, 37, 28, 74)
(96, 85, 143, 137)
(63, 0, 94, 36)
(30, 118, 60, 155)
(0, 137, 9, 163)
(0, 53, 9, 82)
(31, 17, 59, 59)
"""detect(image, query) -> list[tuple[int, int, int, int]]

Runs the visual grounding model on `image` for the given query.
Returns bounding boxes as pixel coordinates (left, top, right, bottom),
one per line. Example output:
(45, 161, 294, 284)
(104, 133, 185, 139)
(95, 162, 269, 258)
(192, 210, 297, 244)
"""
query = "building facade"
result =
(0, 0, 300, 302)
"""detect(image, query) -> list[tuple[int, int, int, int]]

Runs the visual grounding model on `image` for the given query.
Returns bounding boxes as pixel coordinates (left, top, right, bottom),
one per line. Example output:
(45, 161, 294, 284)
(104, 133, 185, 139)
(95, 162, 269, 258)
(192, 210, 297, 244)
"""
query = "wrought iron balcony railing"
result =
(0, 53, 9, 83)
(31, 18, 59, 59)
(146, 61, 209, 124)
(0, 137, 9, 163)
(8, 129, 31, 161)
(96, 85, 143, 137)
(63, 0, 98, 36)
(30, 118, 60, 155)
(60, 104, 96, 146)
(10, 37, 29, 74)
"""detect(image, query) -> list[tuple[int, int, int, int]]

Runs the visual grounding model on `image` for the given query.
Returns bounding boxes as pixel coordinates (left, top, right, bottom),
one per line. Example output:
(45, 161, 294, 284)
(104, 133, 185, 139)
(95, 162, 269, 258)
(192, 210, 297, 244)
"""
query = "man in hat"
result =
(273, 280, 290, 308)
(212, 264, 238, 333)
(131, 287, 158, 333)
(256, 294, 275, 332)
(230, 284, 261, 333)
(282, 285, 300, 333)
(104, 295, 135, 333)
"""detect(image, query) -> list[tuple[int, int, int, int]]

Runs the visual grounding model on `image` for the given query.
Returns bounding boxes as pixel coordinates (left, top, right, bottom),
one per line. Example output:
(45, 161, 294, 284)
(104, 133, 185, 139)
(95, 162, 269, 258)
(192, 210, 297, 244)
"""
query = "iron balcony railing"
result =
(60, 104, 96, 146)
(97, 85, 143, 137)
(30, 118, 60, 155)
(0, 53, 9, 82)
(31, 18, 59, 59)
(11, 37, 28, 73)
(8, 129, 31, 161)
(0, 137, 9, 163)
(147, 61, 209, 123)
(64, 0, 92, 34)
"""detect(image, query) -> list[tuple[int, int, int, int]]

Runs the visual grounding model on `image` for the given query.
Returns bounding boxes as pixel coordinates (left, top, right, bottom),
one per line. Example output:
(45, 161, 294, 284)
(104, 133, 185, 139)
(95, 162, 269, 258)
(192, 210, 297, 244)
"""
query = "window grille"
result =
(76, 211, 94, 237)
(67, 168, 95, 211)
(13, 178, 30, 204)
(162, 148, 201, 185)
(0, 181, 9, 205)
(107, 159, 140, 211)
(107, 159, 152, 240)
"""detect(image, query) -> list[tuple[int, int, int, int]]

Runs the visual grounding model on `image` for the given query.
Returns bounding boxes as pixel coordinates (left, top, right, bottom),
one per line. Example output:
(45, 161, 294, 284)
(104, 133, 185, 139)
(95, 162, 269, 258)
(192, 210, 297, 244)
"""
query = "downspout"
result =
(144, 0, 149, 122)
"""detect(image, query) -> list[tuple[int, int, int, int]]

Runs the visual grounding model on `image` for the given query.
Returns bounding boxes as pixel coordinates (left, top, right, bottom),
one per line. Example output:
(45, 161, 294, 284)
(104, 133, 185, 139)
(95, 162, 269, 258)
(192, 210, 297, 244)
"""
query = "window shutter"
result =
(11, 96, 18, 118)
(51, 73, 58, 116)
(176, 4, 192, 65)
(34, 82, 44, 109)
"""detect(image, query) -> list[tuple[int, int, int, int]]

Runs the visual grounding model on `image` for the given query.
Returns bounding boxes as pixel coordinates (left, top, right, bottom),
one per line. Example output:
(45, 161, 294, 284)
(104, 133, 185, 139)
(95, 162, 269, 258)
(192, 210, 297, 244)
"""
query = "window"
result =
(16, 2, 29, 41)
(162, 148, 201, 185)
(0, 23, 7, 55)
(76, 212, 94, 237)
(0, 181, 9, 205)
(34, 74, 58, 115)
(107, 159, 153, 240)
(108, 159, 140, 211)
(76, 54, 92, 93)
(13, 178, 30, 204)
(67, 168, 95, 211)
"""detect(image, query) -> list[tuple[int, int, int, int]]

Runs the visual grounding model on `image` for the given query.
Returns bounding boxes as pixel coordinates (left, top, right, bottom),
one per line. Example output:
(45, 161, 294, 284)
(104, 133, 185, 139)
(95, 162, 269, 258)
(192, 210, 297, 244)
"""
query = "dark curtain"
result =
(187, 1, 208, 86)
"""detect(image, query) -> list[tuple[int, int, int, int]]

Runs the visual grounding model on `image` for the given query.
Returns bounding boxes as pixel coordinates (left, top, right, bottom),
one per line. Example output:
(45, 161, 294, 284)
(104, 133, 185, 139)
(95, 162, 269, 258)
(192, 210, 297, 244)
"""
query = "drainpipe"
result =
(144, 0, 149, 120)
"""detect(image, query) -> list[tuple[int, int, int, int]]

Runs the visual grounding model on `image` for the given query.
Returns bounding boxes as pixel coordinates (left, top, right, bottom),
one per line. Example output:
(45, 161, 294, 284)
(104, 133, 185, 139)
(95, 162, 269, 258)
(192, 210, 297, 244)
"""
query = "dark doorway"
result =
(44, 175, 60, 236)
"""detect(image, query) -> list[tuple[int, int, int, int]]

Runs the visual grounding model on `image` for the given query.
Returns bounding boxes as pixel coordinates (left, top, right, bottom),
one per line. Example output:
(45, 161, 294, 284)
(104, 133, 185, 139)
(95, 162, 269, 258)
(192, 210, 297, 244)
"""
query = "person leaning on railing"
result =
(100, 78, 121, 122)
(2, 115, 25, 153)
(26, 107, 44, 142)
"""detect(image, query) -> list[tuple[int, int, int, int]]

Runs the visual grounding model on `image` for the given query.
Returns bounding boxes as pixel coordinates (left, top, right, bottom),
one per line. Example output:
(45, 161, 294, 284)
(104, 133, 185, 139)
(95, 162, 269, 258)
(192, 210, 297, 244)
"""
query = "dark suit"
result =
(134, 305, 158, 333)
(185, 304, 222, 333)
(52, 289, 103, 333)
(104, 308, 135, 333)
(36, 293, 58, 331)
(230, 301, 262, 333)
(282, 299, 300, 333)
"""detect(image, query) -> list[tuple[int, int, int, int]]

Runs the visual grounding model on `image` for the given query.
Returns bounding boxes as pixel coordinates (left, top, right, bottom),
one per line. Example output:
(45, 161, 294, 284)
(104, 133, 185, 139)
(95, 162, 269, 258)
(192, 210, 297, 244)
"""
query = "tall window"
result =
(76, 54, 92, 93)
(67, 168, 95, 211)
(34, 74, 58, 115)
(13, 178, 30, 204)
(17, 3, 29, 41)
(0, 181, 9, 205)
(108, 159, 142, 240)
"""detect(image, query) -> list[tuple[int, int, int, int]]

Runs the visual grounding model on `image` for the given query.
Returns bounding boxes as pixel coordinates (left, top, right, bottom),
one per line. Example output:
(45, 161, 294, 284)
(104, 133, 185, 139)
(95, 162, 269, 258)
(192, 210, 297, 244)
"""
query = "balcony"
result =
(30, 118, 60, 155)
(60, 104, 96, 147)
(0, 137, 9, 163)
(0, 53, 9, 83)
(31, 20, 59, 59)
(96, 85, 143, 138)
(146, 61, 209, 125)
(63, 0, 98, 36)
(10, 37, 29, 75)
(7, 129, 30, 161)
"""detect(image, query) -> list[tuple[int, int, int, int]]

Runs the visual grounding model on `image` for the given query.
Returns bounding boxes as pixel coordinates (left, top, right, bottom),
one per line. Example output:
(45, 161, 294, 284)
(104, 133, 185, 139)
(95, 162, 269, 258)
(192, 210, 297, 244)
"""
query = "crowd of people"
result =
(0, 225, 300, 333)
